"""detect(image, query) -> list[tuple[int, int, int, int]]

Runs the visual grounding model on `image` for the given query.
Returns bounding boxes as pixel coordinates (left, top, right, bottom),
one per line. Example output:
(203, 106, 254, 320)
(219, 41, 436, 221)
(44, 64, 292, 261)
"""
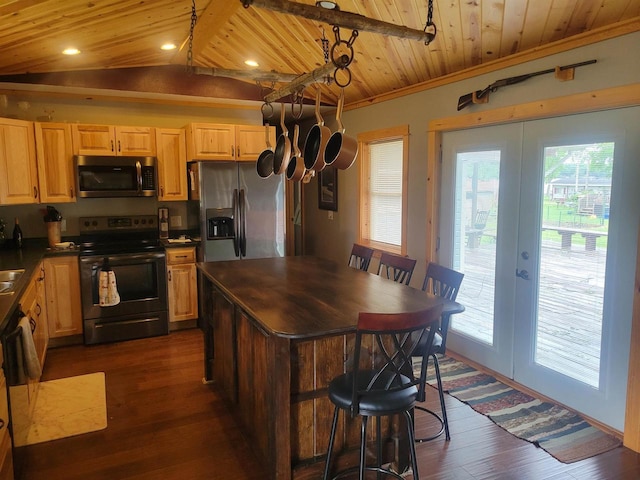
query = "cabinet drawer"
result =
(167, 247, 196, 265)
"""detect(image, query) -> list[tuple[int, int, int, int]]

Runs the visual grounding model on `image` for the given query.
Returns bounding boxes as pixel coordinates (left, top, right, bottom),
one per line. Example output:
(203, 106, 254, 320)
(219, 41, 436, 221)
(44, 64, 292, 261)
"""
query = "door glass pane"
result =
(536, 142, 613, 387)
(452, 151, 501, 345)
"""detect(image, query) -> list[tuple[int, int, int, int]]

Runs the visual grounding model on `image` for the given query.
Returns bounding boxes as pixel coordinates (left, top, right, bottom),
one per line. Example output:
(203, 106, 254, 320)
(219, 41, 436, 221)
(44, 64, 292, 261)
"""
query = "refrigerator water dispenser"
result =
(206, 208, 234, 239)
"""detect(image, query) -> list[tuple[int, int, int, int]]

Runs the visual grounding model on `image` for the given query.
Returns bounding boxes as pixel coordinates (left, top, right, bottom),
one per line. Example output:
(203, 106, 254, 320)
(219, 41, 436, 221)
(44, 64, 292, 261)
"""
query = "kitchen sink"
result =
(0, 269, 24, 295)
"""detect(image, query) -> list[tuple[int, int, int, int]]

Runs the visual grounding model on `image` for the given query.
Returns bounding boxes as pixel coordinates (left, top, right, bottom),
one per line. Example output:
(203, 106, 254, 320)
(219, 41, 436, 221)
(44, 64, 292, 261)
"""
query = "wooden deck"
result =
(453, 238, 606, 386)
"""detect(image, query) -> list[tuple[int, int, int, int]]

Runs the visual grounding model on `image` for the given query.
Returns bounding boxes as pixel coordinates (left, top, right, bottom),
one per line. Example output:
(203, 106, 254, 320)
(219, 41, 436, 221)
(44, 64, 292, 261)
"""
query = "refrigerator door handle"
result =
(232, 189, 240, 257)
(240, 189, 247, 257)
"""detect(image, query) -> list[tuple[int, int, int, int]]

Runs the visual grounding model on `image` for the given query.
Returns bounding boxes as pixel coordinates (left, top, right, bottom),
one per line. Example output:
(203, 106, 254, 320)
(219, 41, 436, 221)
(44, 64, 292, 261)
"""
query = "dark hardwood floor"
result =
(14, 328, 640, 479)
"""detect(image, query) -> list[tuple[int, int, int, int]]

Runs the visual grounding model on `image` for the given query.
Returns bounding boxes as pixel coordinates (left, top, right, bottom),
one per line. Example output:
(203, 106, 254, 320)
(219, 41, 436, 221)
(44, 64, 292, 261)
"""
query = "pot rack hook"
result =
(423, 0, 437, 45)
(261, 102, 274, 120)
(290, 89, 304, 121)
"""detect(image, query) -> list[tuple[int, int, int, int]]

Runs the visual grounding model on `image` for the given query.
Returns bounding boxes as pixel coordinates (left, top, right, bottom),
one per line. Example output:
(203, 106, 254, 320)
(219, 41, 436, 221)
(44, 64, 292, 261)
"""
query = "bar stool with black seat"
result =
(323, 305, 443, 480)
(413, 262, 464, 442)
(376, 252, 417, 285)
(348, 243, 374, 271)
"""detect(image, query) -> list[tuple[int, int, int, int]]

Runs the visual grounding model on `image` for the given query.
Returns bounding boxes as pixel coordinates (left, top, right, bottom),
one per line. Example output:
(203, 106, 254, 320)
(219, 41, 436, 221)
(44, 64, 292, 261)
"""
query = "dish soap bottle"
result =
(12, 217, 22, 249)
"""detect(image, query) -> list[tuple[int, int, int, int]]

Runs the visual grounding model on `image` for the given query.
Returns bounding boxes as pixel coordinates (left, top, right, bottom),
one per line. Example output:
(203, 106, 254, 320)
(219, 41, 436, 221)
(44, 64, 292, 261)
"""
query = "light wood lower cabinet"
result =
(167, 247, 198, 323)
(44, 256, 83, 338)
(0, 345, 14, 480)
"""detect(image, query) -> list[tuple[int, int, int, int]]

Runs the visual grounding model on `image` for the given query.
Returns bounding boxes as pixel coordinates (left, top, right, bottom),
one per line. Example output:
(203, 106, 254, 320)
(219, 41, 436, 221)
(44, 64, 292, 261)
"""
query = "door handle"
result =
(516, 269, 530, 280)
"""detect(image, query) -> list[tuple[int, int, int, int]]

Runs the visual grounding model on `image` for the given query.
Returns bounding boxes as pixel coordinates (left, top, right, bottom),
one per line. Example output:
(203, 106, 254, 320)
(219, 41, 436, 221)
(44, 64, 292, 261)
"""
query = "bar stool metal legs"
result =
(323, 407, 421, 480)
(414, 354, 450, 443)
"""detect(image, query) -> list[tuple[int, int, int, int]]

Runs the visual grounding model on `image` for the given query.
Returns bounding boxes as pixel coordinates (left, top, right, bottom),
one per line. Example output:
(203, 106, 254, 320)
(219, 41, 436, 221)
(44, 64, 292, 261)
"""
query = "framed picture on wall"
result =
(318, 166, 338, 211)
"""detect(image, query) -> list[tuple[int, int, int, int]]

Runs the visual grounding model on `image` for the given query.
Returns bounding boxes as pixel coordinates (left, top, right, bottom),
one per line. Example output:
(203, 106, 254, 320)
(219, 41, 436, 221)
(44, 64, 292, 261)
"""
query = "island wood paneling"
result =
(198, 257, 451, 479)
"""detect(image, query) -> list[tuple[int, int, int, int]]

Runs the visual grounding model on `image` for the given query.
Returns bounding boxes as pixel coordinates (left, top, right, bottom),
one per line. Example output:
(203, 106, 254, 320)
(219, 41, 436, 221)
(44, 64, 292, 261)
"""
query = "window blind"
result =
(369, 140, 403, 246)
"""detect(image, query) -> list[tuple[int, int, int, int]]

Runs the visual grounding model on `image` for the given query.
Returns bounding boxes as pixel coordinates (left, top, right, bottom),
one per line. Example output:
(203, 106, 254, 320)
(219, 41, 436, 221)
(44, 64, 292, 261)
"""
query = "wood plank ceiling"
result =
(0, 0, 638, 109)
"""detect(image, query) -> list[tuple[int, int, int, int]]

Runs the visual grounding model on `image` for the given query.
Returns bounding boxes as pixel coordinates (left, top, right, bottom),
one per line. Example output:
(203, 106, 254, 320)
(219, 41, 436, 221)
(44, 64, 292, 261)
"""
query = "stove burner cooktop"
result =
(79, 215, 163, 255)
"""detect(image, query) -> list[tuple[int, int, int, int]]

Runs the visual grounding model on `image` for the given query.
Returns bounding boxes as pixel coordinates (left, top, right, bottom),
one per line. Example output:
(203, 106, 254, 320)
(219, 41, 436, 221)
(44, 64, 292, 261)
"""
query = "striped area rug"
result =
(421, 356, 621, 463)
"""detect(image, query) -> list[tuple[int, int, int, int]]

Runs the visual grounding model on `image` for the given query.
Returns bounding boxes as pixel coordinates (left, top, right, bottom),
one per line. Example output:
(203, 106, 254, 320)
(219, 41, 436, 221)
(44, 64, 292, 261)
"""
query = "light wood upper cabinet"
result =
(44, 256, 83, 338)
(235, 124, 275, 161)
(186, 123, 275, 161)
(72, 124, 156, 156)
(167, 247, 198, 323)
(156, 128, 187, 201)
(116, 126, 156, 156)
(35, 122, 76, 203)
(0, 118, 39, 205)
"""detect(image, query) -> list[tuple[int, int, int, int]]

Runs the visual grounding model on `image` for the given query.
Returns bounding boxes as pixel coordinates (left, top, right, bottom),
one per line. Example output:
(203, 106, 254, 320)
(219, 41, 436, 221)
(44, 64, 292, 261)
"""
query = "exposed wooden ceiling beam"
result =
(172, 1, 243, 65)
(194, 67, 299, 83)
(264, 58, 342, 103)
(242, 0, 435, 43)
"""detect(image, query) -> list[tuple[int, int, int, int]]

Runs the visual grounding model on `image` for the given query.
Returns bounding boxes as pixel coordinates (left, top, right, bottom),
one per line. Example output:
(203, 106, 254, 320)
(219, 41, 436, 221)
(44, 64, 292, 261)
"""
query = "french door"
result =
(439, 107, 640, 429)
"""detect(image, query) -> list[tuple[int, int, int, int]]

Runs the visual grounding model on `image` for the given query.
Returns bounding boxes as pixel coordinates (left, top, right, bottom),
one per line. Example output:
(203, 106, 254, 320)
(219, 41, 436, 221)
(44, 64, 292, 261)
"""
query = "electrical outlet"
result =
(328, 211, 333, 220)
(170, 215, 182, 227)
(61, 219, 67, 232)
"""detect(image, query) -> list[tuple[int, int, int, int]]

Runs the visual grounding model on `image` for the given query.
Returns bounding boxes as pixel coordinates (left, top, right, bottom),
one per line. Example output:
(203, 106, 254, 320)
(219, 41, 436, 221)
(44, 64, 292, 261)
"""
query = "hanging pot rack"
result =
(242, 0, 437, 103)
(241, 0, 436, 44)
(263, 56, 347, 104)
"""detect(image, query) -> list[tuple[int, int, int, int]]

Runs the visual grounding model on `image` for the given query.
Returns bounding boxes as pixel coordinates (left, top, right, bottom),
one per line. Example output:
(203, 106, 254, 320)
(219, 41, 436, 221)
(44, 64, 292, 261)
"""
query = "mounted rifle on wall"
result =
(457, 59, 597, 111)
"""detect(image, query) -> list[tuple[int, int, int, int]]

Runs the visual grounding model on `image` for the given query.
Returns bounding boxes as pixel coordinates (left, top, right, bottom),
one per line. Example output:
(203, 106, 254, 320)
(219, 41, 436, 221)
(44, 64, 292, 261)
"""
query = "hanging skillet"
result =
(303, 88, 331, 172)
(324, 88, 358, 170)
(272, 104, 291, 175)
(286, 124, 306, 182)
(256, 122, 275, 178)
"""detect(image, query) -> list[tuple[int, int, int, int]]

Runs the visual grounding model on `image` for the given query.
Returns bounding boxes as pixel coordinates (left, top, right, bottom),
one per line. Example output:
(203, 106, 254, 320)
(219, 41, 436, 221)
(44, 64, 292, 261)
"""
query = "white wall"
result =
(302, 31, 640, 287)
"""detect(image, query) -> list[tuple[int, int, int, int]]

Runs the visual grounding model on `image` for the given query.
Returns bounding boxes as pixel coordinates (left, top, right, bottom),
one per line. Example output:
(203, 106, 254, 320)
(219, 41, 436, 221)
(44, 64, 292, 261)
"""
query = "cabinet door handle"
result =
(36, 303, 42, 316)
(231, 145, 234, 157)
(0, 419, 5, 429)
(168, 271, 172, 282)
(70, 187, 74, 198)
(176, 255, 188, 258)
(33, 186, 38, 198)
(160, 186, 164, 197)
(118, 140, 121, 152)
(237, 146, 240, 157)
(110, 140, 114, 152)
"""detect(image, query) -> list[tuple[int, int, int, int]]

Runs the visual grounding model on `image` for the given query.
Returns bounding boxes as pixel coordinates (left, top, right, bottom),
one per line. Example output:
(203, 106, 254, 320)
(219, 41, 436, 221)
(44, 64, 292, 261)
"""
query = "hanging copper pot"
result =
(286, 124, 307, 182)
(272, 104, 291, 175)
(303, 88, 331, 172)
(324, 88, 358, 170)
(256, 122, 274, 178)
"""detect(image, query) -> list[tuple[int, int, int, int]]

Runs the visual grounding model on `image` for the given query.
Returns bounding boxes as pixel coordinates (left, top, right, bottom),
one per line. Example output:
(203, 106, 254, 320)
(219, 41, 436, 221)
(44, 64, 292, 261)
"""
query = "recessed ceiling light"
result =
(245, 60, 259, 67)
(62, 47, 81, 55)
(161, 43, 176, 51)
(316, 1, 339, 10)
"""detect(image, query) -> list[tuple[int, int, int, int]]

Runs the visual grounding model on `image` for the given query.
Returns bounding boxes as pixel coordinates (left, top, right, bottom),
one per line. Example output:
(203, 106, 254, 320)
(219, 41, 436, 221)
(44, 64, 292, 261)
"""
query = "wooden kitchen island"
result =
(197, 256, 454, 480)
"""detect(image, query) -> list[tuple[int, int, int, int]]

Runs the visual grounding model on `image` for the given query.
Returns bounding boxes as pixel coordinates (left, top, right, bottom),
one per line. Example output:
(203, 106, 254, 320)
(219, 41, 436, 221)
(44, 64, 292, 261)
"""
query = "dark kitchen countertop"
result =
(0, 238, 80, 335)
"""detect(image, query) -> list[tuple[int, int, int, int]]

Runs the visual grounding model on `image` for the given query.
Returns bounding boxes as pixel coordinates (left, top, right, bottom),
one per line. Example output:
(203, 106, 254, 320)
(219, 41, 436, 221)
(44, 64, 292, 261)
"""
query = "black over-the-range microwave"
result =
(75, 155, 157, 198)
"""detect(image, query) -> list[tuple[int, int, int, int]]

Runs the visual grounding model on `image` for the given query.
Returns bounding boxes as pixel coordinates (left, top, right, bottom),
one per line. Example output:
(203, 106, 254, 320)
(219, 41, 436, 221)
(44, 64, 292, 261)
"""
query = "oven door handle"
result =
(80, 251, 167, 265)
(136, 160, 143, 194)
(232, 189, 240, 257)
